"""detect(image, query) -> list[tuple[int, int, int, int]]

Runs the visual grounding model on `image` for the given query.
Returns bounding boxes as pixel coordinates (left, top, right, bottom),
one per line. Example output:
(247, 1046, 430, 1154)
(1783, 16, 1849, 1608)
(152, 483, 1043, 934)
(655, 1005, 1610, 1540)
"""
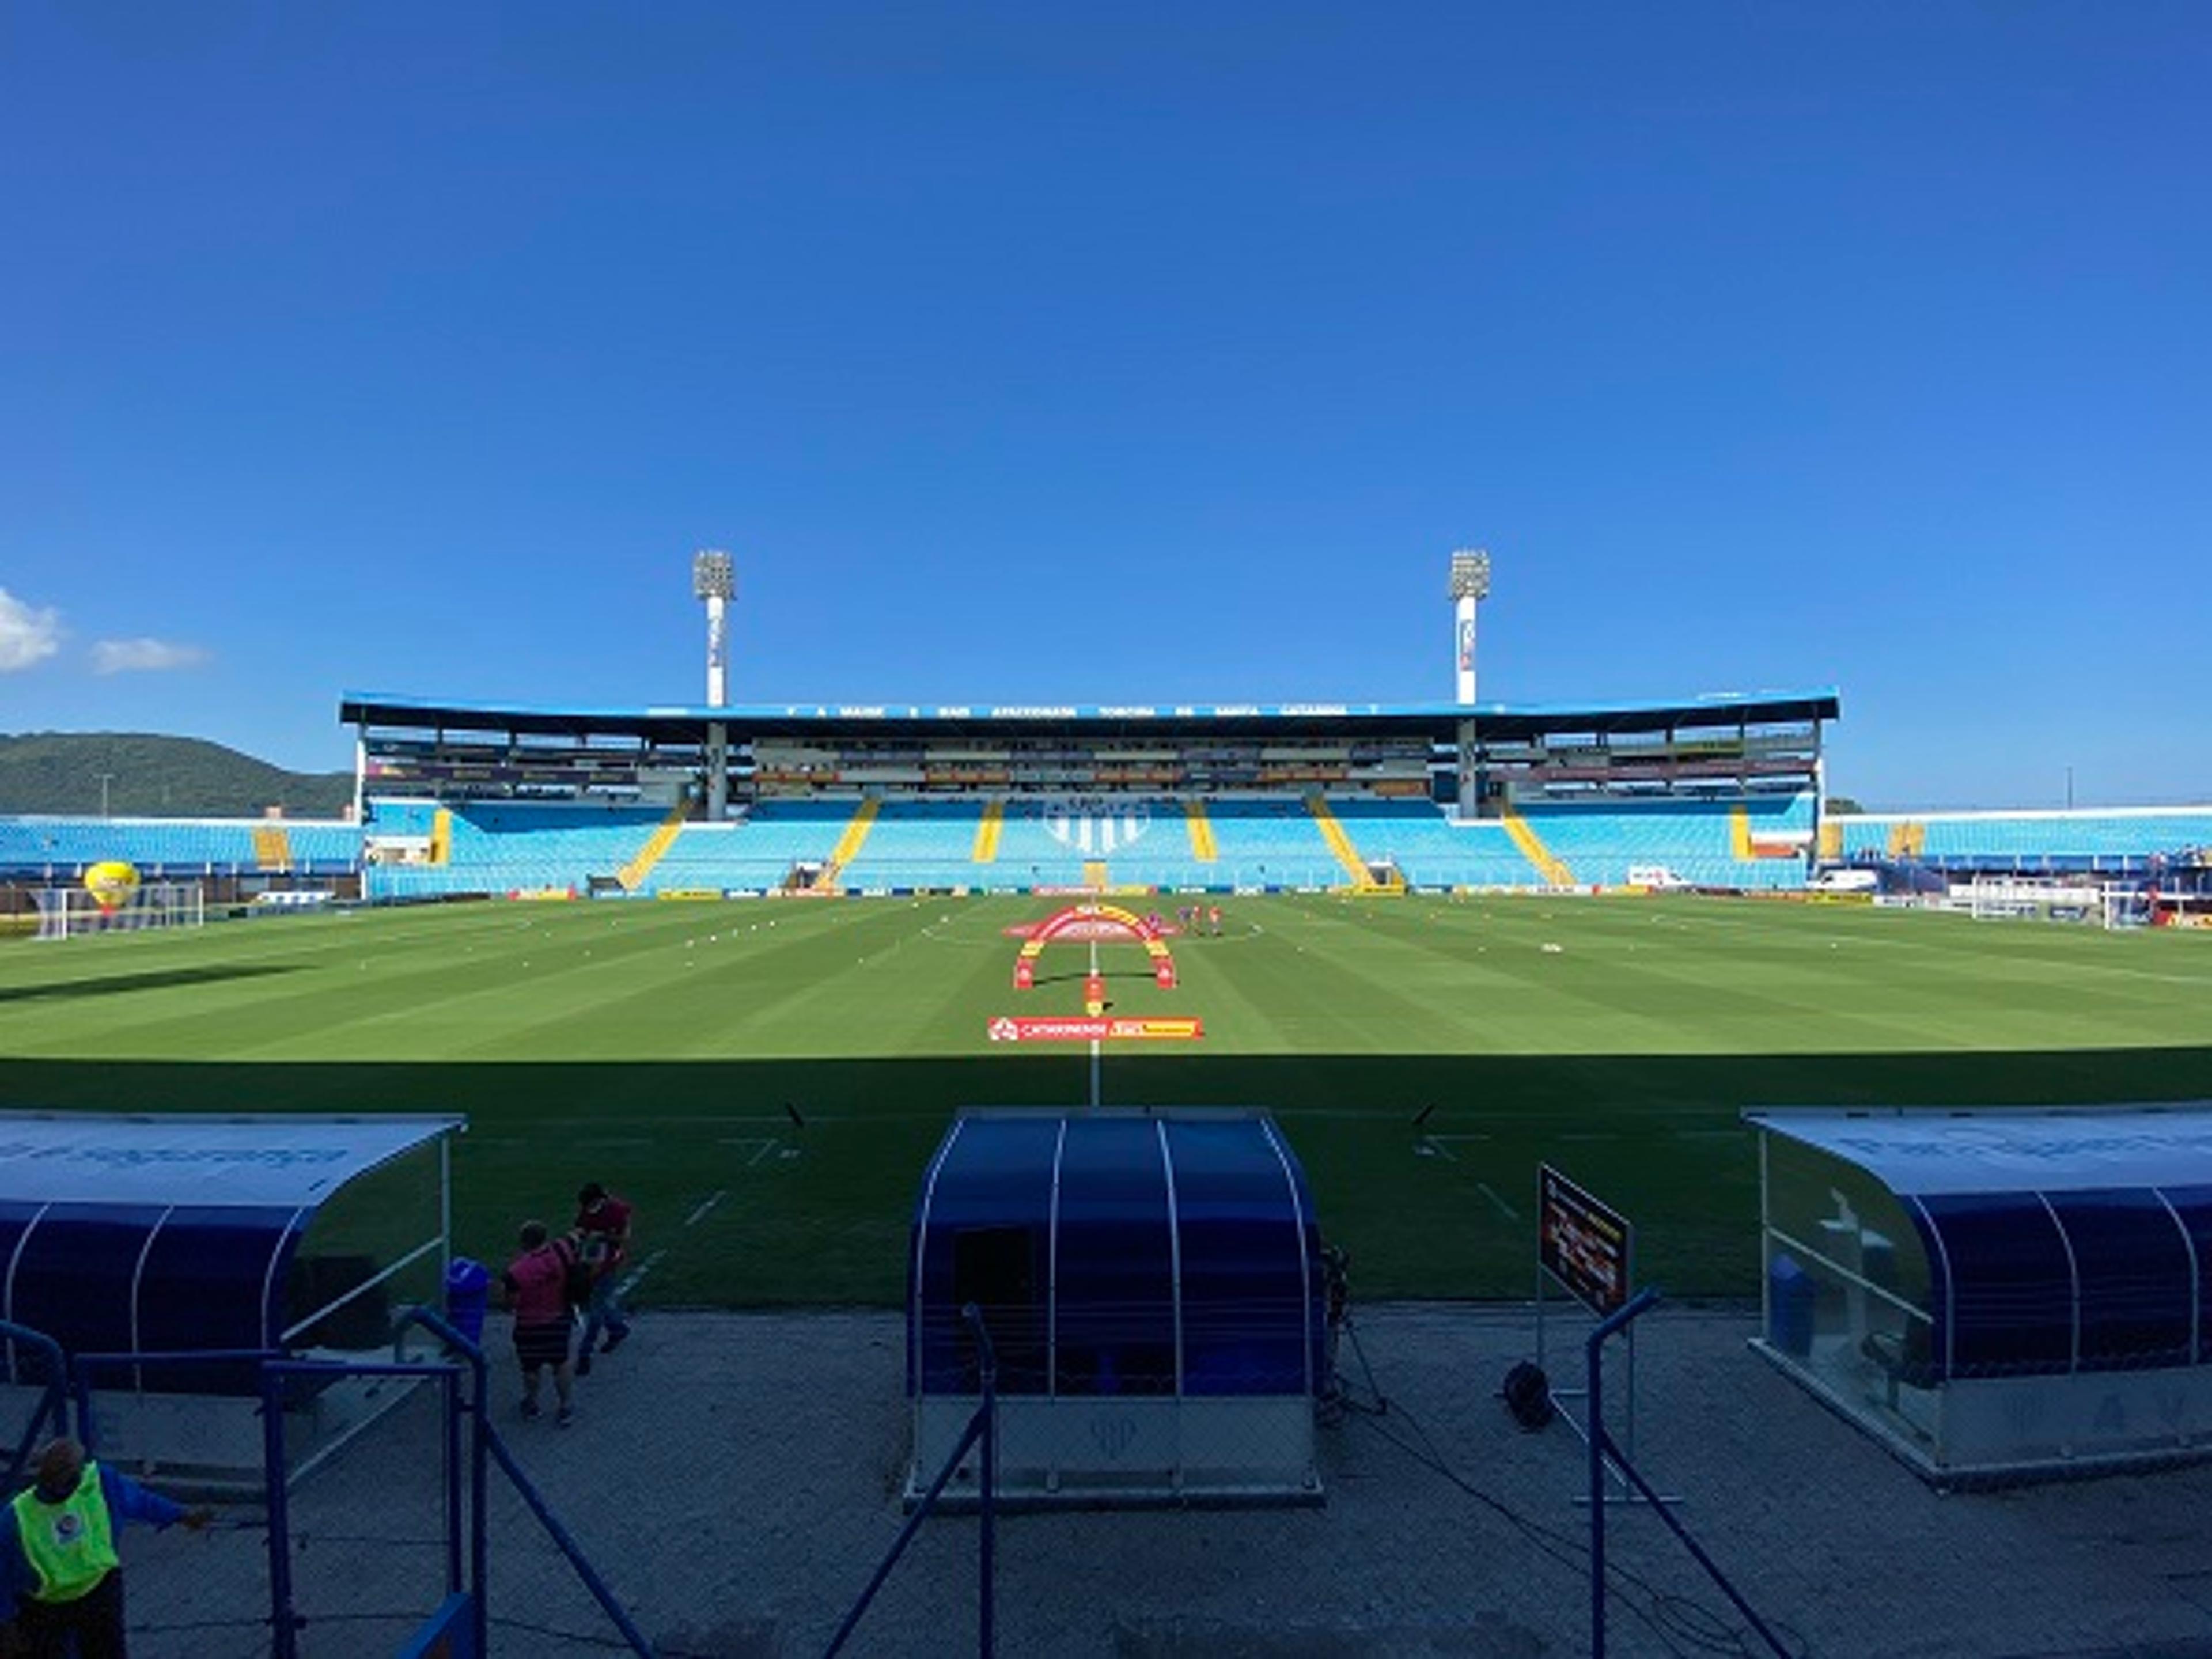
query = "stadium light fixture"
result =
(693, 549, 735, 602)
(1448, 548, 1491, 603)
(1448, 548, 1491, 709)
(695, 550, 736, 820)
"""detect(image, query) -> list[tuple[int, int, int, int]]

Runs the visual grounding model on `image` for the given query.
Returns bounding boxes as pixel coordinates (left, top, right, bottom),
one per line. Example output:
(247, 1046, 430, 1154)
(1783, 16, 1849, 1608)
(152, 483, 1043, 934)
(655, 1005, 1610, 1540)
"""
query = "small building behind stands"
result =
(908, 1108, 1327, 1506)
(0, 1111, 461, 1490)
(1749, 1105, 2212, 1484)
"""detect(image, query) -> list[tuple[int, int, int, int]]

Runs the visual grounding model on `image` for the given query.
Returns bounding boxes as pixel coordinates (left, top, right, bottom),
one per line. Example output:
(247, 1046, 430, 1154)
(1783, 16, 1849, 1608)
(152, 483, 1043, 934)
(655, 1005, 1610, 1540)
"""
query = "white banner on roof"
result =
(0, 1115, 463, 1208)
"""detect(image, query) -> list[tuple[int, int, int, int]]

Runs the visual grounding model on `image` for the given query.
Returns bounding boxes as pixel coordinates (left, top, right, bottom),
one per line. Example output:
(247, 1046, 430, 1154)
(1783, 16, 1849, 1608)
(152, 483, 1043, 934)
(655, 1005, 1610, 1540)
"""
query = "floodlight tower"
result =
(694, 550, 735, 819)
(1449, 548, 1491, 705)
(1448, 549, 1492, 819)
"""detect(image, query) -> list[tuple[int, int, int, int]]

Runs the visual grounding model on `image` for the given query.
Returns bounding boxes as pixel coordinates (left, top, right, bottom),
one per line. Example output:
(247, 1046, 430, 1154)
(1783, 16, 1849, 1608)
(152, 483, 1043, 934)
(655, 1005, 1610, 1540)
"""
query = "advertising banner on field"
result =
(986, 1017, 1205, 1043)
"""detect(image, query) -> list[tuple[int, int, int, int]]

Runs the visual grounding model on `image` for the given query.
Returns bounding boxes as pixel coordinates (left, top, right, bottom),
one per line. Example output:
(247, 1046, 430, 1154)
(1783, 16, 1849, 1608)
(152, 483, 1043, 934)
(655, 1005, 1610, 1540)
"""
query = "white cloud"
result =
(0, 589, 63, 672)
(91, 637, 211, 675)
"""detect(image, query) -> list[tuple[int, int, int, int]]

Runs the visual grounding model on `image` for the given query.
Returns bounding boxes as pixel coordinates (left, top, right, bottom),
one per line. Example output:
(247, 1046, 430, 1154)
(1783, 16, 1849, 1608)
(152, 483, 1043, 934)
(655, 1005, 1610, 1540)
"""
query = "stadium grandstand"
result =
(6, 558, 2210, 910)
(11, 702, 2212, 913)
(337, 688, 1838, 899)
(0, 815, 361, 879)
(1825, 806, 2212, 878)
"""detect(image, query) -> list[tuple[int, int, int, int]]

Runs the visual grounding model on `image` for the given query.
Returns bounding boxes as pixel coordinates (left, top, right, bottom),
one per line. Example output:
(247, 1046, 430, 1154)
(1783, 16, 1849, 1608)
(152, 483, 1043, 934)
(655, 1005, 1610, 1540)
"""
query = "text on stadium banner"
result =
(986, 1017, 1205, 1043)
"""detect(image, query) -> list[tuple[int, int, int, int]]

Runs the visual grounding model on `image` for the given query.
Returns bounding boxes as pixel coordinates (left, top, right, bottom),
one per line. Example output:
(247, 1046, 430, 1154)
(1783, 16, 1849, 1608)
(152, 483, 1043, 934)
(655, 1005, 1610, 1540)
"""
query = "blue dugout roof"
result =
(909, 1108, 1325, 1400)
(342, 687, 1840, 744)
(1752, 1107, 2212, 1380)
(1747, 1107, 2212, 1197)
(0, 1113, 461, 1371)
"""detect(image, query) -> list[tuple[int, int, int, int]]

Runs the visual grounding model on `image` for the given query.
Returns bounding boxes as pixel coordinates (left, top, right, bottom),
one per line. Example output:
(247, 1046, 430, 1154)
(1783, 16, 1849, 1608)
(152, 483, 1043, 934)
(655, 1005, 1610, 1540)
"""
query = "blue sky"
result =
(2, 4, 2205, 809)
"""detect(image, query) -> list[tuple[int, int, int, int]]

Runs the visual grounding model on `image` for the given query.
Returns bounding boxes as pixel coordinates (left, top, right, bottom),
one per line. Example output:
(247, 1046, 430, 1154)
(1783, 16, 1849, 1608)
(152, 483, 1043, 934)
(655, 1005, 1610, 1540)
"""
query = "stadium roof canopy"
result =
(1746, 1105, 2212, 1197)
(0, 1111, 462, 1366)
(1748, 1104, 2212, 1480)
(340, 687, 1840, 744)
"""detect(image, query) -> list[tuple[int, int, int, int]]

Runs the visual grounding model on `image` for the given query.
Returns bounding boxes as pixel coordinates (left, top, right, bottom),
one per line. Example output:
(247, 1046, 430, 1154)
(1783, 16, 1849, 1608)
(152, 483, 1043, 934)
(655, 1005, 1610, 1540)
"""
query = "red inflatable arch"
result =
(1013, 903, 1177, 993)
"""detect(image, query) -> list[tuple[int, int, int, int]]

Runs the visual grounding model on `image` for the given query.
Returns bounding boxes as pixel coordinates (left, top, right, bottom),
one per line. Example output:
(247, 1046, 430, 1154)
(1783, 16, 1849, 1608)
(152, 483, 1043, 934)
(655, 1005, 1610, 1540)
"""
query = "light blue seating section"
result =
(1325, 800, 1537, 887)
(991, 797, 1202, 889)
(653, 800, 857, 892)
(286, 824, 365, 865)
(1196, 800, 1344, 889)
(364, 801, 666, 898)
(1520, 793, 1814, 890)
(334, 793, 1843, 896)
(838, 800, 991, 891)
(0, 815, 361, 876)
(1833, 810, 2212, 873)
(364, 799, 438, 836)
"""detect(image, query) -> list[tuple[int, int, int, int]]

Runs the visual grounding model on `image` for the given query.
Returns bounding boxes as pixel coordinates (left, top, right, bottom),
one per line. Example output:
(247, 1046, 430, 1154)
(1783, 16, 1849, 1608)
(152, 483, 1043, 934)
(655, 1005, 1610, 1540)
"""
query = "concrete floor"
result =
(108, 1304, 2212, 1657)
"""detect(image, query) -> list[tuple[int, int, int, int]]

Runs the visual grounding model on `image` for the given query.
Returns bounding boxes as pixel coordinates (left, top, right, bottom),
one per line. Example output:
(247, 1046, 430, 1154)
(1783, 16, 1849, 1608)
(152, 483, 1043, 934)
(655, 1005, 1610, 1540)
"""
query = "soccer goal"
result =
(33, 882, 207, 941)
(1964, 876, 2119, 927)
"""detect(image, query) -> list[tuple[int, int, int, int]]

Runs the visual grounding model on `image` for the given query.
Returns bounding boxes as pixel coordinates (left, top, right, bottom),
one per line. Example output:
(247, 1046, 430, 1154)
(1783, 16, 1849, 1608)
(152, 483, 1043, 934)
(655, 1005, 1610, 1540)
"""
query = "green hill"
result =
(0, 733, 351, 818)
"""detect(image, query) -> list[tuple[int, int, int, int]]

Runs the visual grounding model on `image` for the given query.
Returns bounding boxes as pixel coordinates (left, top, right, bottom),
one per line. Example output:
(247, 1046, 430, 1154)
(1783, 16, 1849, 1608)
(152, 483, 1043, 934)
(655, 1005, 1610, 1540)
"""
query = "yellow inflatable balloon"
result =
(84, 861, 141, 914)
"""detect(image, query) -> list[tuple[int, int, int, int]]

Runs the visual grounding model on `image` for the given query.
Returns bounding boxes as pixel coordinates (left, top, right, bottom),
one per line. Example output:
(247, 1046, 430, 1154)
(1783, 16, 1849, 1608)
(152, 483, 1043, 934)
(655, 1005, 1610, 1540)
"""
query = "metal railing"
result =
(395, 1303, 656, 1658)
(1587, 1289, 1789, 1659)
(0, 1317, 73, 1488)
(826, 1303, 997, 1657)
(64, 1308, 655, 1658)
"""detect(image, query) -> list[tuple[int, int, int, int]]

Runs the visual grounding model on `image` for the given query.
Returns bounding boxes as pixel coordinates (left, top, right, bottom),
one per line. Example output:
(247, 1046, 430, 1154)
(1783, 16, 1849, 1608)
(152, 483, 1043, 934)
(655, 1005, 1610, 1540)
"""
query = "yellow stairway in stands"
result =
(1502, 806, 1576, 887)
(429, 809, 453, 866)
(1887, 821, 1926, 859)
(617, 802, 690, 892)
(1305, 796, 1378, 889)
(972, 800, 1005, 864)
(1083, 861, 1110, 889)
(814, 799, 881, 892)
(252, 825, 292, 872)
(1184, 799, 1218, 863)
(1817, 819, 1842, 862)
(1730, 806, 1755, 862)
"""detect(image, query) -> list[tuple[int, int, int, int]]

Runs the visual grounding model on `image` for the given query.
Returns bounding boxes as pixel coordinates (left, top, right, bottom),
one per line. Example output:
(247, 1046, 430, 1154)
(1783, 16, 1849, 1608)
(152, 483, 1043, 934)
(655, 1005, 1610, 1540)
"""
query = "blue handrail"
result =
(70, 1347, 281, 1457)
(395, 1303, 656, 1658)
(825, 1304, 997, 1658)
(0, 1317, 73, 1487)
(1586, 1288, 1789, 1659)
(393, 1305, 493, 1658)
(257, 1358, 467, 1659)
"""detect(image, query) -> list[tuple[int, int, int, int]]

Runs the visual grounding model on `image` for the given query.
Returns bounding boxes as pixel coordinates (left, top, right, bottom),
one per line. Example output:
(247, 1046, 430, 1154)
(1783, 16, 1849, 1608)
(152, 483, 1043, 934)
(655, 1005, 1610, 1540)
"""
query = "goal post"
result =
(1964, 876, 2128, 927)
(32, 882, 207, 941)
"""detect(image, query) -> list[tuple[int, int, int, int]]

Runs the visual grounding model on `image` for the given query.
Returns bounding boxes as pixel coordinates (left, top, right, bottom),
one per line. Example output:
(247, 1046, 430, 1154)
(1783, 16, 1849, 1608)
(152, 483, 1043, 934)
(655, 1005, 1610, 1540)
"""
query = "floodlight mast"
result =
(694, 550, 735, 819)
(1449, 548, 1492, 820)
(1448, 548, 1491, 706)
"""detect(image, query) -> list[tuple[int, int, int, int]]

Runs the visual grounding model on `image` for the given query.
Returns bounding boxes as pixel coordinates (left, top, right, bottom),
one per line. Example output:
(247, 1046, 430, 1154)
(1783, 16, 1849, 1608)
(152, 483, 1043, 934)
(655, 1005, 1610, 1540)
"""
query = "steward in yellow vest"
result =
(1, 1438, 212, 1659)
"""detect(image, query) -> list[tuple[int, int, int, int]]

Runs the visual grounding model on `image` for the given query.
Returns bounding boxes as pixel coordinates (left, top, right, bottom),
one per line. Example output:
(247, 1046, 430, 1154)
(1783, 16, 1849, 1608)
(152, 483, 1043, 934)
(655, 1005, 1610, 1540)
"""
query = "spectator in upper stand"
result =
(1, 1435, 214, 1659)
(573, 1181, 635, 1376)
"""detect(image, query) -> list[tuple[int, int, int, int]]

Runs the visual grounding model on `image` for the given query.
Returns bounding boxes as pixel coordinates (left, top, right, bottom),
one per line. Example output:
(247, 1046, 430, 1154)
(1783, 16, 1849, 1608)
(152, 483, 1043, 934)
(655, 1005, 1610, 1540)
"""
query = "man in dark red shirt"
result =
(573, 1182, 634, 1377)
(501, 1221, 578, 1426)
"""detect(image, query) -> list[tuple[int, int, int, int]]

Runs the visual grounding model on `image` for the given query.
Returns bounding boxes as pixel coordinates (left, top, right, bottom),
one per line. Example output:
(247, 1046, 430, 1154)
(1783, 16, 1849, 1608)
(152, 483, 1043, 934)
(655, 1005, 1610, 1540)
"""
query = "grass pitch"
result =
(2, 894, 2209, 1305)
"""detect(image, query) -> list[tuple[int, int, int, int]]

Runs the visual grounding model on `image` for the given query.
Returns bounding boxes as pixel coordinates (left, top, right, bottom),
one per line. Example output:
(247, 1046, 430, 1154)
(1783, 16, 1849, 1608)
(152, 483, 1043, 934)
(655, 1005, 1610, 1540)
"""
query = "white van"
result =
(1809, 868, 1878, 894)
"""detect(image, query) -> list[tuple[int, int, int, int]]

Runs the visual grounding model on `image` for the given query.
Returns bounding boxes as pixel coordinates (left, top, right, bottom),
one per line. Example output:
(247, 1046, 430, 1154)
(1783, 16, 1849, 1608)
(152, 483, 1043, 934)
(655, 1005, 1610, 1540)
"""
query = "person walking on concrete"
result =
(502, 1221, 579, 1426)
(0, 1436, 213, 1659)
(573, 1181, 635, 1376)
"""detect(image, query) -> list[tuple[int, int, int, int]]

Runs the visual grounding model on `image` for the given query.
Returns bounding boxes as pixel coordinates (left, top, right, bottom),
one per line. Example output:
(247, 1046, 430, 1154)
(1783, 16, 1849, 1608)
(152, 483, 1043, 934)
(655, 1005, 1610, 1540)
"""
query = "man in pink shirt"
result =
(573, 1182, 635, 1377)
(501, 1221, 578, 1427)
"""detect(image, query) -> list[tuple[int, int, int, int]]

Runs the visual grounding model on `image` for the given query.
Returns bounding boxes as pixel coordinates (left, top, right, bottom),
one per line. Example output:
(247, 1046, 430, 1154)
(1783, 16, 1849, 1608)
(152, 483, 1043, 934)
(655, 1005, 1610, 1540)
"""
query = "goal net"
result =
(1964, 877, 2128, 927)
(33, 882, 207, 941)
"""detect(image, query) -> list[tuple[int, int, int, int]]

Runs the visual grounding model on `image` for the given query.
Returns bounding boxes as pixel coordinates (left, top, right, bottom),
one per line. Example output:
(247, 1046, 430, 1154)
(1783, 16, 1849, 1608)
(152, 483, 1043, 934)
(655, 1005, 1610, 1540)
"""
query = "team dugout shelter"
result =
(0, 1112, 462, 1490)
(338, 688, 1838, 893)
(906, 1108, 1327, 1506)
(1751, 1106, 2212, 1484)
